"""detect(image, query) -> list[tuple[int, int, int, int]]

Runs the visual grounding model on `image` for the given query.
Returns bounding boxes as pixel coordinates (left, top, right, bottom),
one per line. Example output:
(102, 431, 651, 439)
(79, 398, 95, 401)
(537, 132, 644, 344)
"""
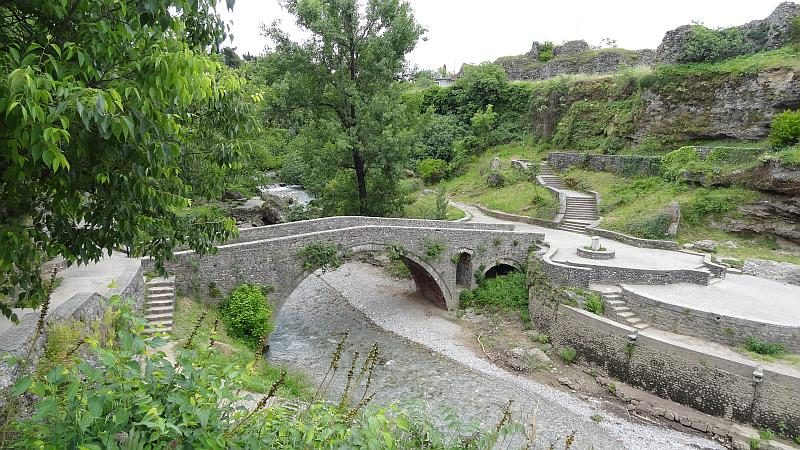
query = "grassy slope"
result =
(172, 296, 311, 399)
(441, 143, 559, 220)
(566, 169, 800, 265)
(404, 191, 466, 221)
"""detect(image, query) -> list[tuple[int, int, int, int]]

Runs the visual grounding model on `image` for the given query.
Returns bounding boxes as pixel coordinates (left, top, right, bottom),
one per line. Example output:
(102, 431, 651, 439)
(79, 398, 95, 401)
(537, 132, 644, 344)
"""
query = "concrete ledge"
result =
(475, 205, 560, 229)
(585, 225, 680, 250)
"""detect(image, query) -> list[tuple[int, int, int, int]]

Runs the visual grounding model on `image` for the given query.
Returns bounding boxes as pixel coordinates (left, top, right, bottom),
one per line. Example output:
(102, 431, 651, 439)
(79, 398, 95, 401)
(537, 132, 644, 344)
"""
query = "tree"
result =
(0, 0, 243, 321)
(264, 0, 424, 215)
(222, 46, 244, 68)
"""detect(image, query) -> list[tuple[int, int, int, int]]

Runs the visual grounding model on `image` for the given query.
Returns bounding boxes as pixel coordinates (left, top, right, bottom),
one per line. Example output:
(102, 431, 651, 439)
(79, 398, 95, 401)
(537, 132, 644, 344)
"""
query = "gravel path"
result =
(269, 262, 722, 450)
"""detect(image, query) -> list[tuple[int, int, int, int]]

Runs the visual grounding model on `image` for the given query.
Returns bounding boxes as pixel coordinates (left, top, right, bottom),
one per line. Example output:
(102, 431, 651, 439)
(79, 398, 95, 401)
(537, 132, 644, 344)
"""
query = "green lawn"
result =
(441, 143, 558, 220)
(172, 296, 312, 399)
(564, 169, 800, 265)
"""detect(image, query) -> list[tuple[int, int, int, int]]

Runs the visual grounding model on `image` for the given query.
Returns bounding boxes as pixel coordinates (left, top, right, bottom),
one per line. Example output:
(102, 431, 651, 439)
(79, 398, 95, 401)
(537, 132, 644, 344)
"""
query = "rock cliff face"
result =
(635, 67, 800, 142)
(496, 41, 653, 82)
(656, 2, 800, 64)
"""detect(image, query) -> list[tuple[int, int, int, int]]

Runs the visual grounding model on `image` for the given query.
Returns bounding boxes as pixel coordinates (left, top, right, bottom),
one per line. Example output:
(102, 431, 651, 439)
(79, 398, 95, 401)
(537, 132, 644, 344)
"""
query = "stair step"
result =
(146, 298, 174, 306)
(611, 306, 630, 313)
(146, 292, 174, 300)
(147, 286, 174, 293)
(146, 306, 174, 314)
(146, 278, 175, 287)
(617, 311, 635, 318)
(625, 317, 643, 325)
(606, 300, 626, 307)
(633, 323, 650, 330)
(145, 312, 174, 321)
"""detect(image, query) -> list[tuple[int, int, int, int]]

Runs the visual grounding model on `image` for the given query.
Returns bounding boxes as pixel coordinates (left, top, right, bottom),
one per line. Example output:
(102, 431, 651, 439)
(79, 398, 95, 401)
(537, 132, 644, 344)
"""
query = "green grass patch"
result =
(443, 143, 558, 220)
(172, 297, 311, 399)
(403, 191, 465, 220)
(744, 336, 785, 357)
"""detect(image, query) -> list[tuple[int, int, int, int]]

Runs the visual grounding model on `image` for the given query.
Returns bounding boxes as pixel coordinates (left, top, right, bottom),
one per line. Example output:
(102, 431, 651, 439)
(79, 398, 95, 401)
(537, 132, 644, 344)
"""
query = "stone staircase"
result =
(602, 290, 650, 330)
(144, 276, 176, 334)
(537, 162, 599, 233)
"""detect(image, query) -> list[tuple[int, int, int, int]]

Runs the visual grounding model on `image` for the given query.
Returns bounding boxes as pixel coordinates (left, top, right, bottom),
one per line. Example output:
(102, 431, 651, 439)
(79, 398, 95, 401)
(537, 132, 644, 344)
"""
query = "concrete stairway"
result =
(559, 197, 599, 233)
(603, 291, 650, 330)
(144, 276, 176, 334)
(537, 162, 599, 233)
(538, 163, 566, 189)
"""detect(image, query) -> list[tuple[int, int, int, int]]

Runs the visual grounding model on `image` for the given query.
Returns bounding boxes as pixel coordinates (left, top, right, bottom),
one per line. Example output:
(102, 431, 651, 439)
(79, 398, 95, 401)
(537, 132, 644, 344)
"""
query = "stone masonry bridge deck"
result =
(155, 217, 544, 311)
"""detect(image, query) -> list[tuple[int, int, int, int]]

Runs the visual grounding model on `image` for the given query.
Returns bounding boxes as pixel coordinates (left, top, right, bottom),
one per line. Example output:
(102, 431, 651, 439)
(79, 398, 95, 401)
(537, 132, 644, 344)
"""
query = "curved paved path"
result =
(269, 262, 722, 450)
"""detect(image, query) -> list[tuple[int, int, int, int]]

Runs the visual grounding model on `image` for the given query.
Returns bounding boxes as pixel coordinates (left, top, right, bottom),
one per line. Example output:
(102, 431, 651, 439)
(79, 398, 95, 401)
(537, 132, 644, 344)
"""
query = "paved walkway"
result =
(453, 202, 705, 270)
(625, 274, 800, 327)
(0, 254, 141, 335)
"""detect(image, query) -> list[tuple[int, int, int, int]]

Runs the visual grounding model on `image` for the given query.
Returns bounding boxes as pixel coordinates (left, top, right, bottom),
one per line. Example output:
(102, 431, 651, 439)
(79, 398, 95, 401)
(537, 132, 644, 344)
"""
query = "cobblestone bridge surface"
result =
(269, 262, 722, 450)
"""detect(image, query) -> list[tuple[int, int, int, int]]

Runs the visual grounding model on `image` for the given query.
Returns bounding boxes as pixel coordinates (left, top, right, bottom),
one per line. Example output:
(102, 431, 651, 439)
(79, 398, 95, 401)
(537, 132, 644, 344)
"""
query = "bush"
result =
(220, 284, 274, 349)
(681, 188, 757, 225)
(769, 110, 800, 147)
(583, 292, 605, 315)
(621, 213, 671, 240)
(744, 336, 785, 356)
(417, 158, 448, 184)
(559, 346, 577, 364)
(459, 271, 527, 313)
(538, 41, 555, 62)
(299, 241, 342, 271)
(678, 25, 752, 63)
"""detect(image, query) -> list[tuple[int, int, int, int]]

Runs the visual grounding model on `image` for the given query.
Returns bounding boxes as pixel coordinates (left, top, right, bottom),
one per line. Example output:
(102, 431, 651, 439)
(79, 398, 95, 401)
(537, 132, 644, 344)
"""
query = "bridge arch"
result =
(484, 258, 524, 279)
(345, 243, 454, 310)
(454, 248, 475, 288)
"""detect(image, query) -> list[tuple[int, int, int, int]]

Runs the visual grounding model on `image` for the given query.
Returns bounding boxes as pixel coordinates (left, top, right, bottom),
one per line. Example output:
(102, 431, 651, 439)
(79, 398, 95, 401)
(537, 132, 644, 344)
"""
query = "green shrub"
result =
(681, 188, 757, 225)
(559, 346, 577, 364)
(538, 41, 555, 62)
(678, 25, 752, 63)
(583, 292, 605, 315)
(769, 110, 800, 147)
(220, 284, 274, 349)
(744, 336, 785, 356)
(773, 145, 800, 166)
(422, 237, 446, 261)
(417, 158, 448, 184)
(459, 271, 528, 313)
(299, 241, 342, 271)
(621, 213, 671, 240)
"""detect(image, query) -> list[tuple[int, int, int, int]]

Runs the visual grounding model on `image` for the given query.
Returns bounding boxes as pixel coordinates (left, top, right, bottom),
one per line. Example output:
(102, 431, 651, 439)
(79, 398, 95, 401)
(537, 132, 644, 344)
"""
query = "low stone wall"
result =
(540, 248, 591, 288)
(528, 286, 800, 437)
(586, 226, 680, 250)
(0, 262, 144, 390)
(232, 216, 514, 244)
(475, 205, 560, 229)
(567, 260, 710, 286)
(547, 152, 662, 177)
(622, 286, 800, 353)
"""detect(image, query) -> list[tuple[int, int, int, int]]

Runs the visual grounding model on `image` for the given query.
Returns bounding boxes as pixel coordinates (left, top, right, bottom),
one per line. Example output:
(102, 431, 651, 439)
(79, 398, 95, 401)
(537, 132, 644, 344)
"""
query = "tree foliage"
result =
(0, 0, 245, 320)
(261, 0, 424, 215)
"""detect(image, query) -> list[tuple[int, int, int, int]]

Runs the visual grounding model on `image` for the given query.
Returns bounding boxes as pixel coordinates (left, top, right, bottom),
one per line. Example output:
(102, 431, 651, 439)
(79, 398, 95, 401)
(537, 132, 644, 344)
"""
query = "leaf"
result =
(11, 376, 32, 396)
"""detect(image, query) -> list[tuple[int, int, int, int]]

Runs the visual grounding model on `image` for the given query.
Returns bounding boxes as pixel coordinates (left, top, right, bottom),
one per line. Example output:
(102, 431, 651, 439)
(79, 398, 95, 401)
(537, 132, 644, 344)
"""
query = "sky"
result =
(219, 0, 791, 71)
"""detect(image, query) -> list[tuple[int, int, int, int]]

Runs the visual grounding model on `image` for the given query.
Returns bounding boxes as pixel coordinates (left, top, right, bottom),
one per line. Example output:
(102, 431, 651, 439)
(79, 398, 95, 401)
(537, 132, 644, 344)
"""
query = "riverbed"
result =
(268, 262, 722, 450)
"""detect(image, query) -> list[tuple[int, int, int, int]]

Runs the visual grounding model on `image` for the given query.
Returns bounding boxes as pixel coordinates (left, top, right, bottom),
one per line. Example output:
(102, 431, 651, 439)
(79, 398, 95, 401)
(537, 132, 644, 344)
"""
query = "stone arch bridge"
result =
(155, 217, 543, 311)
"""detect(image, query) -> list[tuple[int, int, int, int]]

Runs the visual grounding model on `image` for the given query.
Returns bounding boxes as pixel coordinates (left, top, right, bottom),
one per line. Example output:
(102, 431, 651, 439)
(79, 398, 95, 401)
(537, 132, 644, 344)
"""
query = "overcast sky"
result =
(220, 0, 792, 70)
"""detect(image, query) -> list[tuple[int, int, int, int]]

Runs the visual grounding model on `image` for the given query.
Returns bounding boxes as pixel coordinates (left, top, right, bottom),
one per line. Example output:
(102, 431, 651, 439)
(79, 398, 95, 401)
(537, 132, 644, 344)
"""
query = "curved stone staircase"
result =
(538, 163, 599, 233)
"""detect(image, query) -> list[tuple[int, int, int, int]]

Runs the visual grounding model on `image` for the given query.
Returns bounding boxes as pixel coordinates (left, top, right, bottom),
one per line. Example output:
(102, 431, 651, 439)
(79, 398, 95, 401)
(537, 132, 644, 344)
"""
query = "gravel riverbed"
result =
(268, 262, 722, 450)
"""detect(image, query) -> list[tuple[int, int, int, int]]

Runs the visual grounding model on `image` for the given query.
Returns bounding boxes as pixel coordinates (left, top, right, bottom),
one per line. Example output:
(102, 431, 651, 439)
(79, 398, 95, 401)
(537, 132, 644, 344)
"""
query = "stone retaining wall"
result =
(568, 260, 710, 286)
(547, 152, 663, 177)
(475, 205, 560, 229)
(586, 226, 680, 250)
(540, 248, 591, 288)
(528, 283, 800, 437)
(622, 286, 800, 353)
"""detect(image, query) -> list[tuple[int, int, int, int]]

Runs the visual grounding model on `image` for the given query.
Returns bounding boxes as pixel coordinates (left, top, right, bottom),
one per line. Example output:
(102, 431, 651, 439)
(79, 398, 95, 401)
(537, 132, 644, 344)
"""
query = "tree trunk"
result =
(352, 148, 368, 215)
